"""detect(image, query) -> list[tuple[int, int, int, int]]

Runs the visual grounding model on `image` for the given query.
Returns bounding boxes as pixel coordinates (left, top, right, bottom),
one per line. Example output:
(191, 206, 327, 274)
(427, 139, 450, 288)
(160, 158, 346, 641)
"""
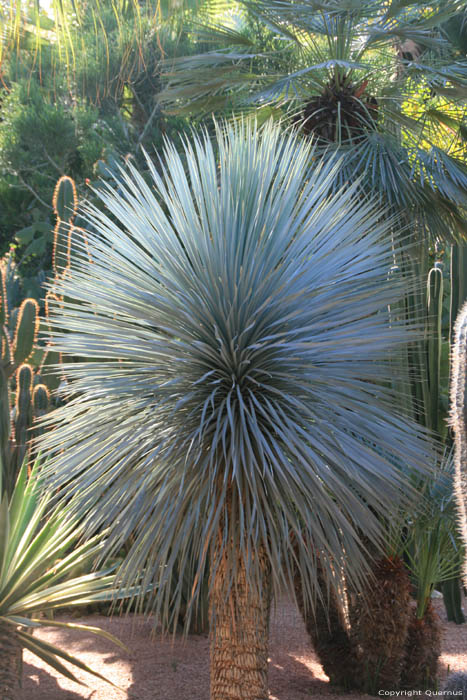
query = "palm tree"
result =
(160, 0, 467, 639)
(40, 120, 433, 700)
(160, 0, 467, 241)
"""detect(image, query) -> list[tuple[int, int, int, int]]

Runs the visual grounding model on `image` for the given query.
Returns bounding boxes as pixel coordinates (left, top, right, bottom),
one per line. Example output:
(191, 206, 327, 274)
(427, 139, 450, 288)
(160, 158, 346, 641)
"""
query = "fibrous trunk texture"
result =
(294, 559, 356, 689)
(209, 531, 271, 700)
(349, 556, 412, 693)
(450, 301, 467, 588)
(0, 622, 21, 700)
(400, 601, 441, 690)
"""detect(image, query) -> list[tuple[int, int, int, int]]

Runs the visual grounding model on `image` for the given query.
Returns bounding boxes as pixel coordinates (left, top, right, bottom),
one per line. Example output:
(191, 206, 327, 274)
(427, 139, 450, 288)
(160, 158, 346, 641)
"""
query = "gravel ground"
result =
(23, 598, 467, 700)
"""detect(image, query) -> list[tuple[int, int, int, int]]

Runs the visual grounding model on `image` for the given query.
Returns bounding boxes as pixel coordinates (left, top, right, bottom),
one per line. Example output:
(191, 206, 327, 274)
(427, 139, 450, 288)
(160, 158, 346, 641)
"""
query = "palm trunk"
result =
(294, 560, 356, 690)
(0, 623, 21, 700)
(349, 556, 412, 693)
(209, 529, 271, 700)
(400, 601, 441, 690)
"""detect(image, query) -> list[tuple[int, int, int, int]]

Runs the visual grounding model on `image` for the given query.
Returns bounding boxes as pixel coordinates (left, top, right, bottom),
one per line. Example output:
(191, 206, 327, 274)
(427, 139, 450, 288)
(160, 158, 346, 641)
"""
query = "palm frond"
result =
(403, 449, 463, 617)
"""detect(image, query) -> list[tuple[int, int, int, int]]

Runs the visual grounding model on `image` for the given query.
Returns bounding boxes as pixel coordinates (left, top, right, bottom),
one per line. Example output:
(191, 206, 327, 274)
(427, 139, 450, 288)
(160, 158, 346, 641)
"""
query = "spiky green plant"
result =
(0, 459, 136, 700)
(405, 449, 463, 620)
(39, 120, 433, 700)
(0, 262, 43, 494)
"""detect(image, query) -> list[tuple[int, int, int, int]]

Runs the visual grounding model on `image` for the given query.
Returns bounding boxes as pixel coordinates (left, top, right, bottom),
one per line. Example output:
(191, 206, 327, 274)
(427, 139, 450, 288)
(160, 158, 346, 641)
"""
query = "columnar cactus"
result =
(450, 300, 467, 588)
(0, 264, 42, 493)
(426, 263, 443, 434)
(32, 383, 50, 441)
(13, 363, 33, 468)
(52, 175, 78, 276)
(39, 176, 81, 393)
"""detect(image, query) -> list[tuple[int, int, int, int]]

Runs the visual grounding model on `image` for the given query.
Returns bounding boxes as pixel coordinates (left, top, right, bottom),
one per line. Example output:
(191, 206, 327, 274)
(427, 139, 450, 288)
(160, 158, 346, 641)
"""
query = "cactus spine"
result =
(450, 300, 467, 588)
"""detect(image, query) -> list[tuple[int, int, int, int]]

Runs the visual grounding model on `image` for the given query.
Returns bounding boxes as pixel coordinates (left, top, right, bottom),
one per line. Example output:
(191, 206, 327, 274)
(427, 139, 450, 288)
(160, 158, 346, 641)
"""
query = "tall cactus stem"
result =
(15, 364, 33, 414)
(0, 366, 11, 452)
(450, 245, 467, 343)
(52, 176, 78, 275)
(52, 176, 78, 222)
(0, 265, 7, 326)
(32, 383, 50, 442)
(13, 363, 33, 471)
(427, 263, 443, 434)
(1, 326, 13, 370)
(12, 299, 39, 366)
(33, 383, 50, 414)
(450, 301, 467, 588)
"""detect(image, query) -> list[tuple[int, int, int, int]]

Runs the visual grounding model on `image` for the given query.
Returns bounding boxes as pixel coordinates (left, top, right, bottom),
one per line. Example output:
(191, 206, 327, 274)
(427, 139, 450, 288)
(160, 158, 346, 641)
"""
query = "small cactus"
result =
(33, 383, 50, 417)
(450, 300, 467, 588)
(32, 383, 50, 442)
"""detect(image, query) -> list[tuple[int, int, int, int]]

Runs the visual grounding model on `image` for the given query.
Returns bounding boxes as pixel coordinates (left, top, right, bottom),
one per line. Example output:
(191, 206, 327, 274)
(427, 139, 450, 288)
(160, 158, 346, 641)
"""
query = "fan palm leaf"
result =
(160, 0, 467, 240)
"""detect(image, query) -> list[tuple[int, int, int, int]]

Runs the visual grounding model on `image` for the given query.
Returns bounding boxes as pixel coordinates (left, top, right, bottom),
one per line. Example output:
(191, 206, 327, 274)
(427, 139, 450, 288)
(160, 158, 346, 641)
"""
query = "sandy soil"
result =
(23, 598, 467, 700)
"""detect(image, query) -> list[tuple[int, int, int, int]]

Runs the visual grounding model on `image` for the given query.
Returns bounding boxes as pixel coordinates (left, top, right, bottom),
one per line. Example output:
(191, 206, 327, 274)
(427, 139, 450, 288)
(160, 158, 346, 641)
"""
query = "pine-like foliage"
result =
(40, 120, 433, 632)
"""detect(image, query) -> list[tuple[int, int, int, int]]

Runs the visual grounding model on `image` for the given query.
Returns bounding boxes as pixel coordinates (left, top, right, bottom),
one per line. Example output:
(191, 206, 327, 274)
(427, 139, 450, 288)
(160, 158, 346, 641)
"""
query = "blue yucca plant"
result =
(39, 120, 433, 700)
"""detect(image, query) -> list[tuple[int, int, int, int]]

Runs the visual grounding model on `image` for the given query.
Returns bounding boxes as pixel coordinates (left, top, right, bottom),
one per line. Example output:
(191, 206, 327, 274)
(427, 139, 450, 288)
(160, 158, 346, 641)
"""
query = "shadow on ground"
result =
(22, 598, 466, 700)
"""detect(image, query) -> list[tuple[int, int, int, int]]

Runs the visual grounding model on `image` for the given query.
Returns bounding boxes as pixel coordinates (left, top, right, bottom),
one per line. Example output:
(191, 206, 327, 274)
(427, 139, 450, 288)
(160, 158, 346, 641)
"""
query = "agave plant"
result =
(39, 119, 433, 700)
(0, 459, 130, 700)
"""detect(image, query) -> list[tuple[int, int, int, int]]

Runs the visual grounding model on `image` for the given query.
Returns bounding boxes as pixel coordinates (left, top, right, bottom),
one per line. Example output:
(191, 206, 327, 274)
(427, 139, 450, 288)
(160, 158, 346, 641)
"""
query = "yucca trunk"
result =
(400, 601, 441, 690)
(209, 531, 271, 700)
(349, 556, 412, 693)
(0, 623, 21, 700)
(294, 561, 356, 689)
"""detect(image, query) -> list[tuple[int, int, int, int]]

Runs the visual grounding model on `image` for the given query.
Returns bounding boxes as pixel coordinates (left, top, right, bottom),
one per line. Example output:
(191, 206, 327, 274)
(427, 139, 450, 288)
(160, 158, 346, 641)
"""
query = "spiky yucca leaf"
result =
(39, 119, 433, 633)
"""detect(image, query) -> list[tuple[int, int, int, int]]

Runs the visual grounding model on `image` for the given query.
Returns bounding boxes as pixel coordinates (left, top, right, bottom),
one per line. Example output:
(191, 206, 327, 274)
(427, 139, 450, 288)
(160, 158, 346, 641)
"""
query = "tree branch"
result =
(17, 175, 53, 210)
